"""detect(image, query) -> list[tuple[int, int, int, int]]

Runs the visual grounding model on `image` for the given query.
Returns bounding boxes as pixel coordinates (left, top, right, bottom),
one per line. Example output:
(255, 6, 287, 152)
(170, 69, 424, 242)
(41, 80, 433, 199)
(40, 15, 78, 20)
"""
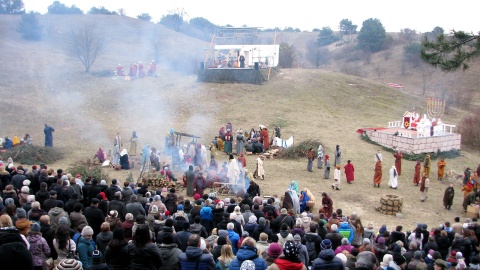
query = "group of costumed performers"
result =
(115, 60, 157, 78)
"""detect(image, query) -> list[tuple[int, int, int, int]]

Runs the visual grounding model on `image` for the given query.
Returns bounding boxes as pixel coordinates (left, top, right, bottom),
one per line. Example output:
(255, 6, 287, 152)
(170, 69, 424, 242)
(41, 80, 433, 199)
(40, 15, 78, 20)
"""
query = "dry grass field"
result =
(1, 15, 479, 232)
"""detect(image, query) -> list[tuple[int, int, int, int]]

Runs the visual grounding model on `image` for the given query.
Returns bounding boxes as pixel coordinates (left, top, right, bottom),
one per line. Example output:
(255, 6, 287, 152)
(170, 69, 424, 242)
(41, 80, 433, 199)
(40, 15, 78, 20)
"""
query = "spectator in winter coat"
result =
(128, 224, 163, 270)
(178, 234, 215, 270)
(277, 223, 294, 247)
(230, 237, 268, 270)
(268, 240, 307, 270)
(158, 233, 182, 270)
(69, 203, 88, 232)
(85, 198, 105, 239)
(303, 224, 322, 265)
(78, 226, 96, 269)
(335, 238, 354, 255)
(312, 239, 345, 270)
(27, 223, 51, 269)
(244, 215, 258, 237)
(108, 192, 127, 222)
(227, 222, 241, 254)
(325, 224, 343, 251)
(253, 217, 274, 242)
(293, 234, 309, 267)
(96, 222, 113, 259)
(338, 217, 355, 244)
(126, 195, 145, 219)
(373, 237, 388, 265)
(104, 228, 130, 270)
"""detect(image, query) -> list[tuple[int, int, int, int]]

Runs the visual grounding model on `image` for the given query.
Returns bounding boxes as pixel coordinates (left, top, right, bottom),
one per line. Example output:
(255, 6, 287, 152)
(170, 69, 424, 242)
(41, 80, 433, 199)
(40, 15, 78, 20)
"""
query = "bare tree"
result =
(373, 65, 386, 78)
(68, 25, 106, 73)
(151, 32, 165, 63)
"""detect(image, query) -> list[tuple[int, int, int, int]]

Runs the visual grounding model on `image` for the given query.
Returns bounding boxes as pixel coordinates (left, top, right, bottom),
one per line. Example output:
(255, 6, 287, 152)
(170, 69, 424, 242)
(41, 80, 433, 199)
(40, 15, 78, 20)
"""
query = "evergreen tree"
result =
(357, 18, 386, 52)
(17, 11, 42, 40)
(0, 0, 24, 14)
(316, 26, 340, 47)
(421, 30, 479, 72)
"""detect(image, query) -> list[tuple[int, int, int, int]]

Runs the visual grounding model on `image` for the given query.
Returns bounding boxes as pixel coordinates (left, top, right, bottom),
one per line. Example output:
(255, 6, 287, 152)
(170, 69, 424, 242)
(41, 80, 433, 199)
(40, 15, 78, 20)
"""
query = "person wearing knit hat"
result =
(240, 260, 256, 270)
(27, 222, 50, 269)
(321, 239, 332, 250)
(336, 253, 348, 266)
(269, 240, 306, 270)
(266, 242, 283, 265)
(312, 237, 345, 270)
(15, 208, 31, 236)
(55, 259, 82, 270)
(90, 249, 108, 268)
(4, 197, 14, 206)
(380, 254, 394, 269)
(78, 226, 95, 268)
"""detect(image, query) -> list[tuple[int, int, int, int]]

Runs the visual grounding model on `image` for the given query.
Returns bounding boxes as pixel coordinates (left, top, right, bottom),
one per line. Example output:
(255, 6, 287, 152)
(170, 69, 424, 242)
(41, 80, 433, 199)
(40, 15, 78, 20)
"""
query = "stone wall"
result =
(366, 130, 461, 154)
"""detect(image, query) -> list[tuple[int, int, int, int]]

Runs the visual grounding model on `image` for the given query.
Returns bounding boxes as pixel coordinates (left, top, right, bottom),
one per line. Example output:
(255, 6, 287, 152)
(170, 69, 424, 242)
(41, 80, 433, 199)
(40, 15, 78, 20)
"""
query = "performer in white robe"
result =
(253, 157, 265, 180)
(227, 154, 240, 193)
(389, 165, 398, 189)
(290, 190, 300, 214)
(317, 145, 324, 169)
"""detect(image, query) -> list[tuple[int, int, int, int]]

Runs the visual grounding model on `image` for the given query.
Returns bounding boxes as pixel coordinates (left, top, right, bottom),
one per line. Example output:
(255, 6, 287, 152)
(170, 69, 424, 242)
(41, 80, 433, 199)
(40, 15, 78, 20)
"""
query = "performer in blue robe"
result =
(44, 124, 55, 147)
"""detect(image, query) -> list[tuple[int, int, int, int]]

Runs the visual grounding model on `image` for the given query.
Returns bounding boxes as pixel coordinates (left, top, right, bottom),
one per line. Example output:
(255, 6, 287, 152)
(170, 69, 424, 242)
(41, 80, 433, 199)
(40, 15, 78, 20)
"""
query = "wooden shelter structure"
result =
(174, 132, 201, 147)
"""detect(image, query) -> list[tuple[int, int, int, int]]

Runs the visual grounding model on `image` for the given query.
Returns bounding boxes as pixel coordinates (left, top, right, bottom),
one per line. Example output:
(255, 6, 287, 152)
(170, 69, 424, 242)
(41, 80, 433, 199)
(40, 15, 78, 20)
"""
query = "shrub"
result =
(277, 139, 322, 159)
(67, 159, 109, 181)
(458, 108, 480, 148)
(3, 145, 64, 165)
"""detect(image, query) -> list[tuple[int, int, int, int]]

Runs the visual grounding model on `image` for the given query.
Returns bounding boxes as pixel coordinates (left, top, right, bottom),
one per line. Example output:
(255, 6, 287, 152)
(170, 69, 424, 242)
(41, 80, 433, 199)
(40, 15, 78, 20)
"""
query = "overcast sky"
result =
(23, 0, 477, 33)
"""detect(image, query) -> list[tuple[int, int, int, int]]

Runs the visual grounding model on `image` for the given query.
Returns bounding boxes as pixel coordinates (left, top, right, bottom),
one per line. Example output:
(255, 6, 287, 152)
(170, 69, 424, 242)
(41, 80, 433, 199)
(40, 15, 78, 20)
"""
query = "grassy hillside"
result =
(1, 15, 479, 230)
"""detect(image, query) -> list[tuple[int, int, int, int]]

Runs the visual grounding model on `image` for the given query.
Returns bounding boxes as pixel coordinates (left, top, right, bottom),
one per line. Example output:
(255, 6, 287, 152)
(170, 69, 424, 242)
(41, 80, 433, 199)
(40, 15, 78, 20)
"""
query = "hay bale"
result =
(276, 139, 323, 159)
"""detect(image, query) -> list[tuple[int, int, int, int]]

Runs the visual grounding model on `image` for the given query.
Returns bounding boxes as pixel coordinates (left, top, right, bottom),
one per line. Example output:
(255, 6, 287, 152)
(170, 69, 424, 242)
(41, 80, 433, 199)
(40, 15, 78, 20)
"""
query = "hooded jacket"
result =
(49, 207, 70, 229)
(311, 249, 344, 270)
(78, 236, 95, 269)
(158, 243, 182, 270)
(128, 242, 163, 270)
(337, 222, 354, 243)
(27, 233, 51, 267)
(230, 246, 268, 270)
(277, 230, 293, 247)
(178, 246, 215, 270)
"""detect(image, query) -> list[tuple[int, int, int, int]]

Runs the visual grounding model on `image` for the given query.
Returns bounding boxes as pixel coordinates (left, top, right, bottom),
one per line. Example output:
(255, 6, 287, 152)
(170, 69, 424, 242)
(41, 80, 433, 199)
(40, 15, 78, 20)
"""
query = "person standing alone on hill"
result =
(307, 148, 315, 172)
(373, 159, 382, 188)
(437, 158, 446, 180)
(393, 150, 403, 175)
(419, 173, 429, 202)
(413, 161, 421, 186)
(344, 160, 355, 184)
(44, 124, 55, 147)
(334, 145, 341, 167)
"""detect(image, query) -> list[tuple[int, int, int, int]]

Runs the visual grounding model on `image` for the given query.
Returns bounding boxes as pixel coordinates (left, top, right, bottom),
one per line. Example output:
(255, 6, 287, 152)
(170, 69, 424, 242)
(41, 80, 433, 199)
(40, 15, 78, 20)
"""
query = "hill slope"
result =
(1, 15, 479, 230)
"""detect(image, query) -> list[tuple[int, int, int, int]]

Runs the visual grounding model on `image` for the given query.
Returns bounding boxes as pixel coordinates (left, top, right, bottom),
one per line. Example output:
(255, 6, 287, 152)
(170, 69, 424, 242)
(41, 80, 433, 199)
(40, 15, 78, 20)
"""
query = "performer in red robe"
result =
(413, 160, 421, 185)
(129, 63, 137, 77)
(238, 153, 246, 168)
(116, 64, 124, 76)
(147, 60, 156, 76)
(393, 151, 403, 175)
(344, 160, 355, 184)
(321, 192, 333, 219)
(260, 128, 269, 151)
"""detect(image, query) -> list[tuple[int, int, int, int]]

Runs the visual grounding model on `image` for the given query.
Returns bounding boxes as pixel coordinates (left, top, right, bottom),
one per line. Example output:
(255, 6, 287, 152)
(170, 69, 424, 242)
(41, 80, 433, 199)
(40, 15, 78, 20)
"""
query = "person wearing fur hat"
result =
(312, 239, 344, 270)
(27, 222, 51, 270)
